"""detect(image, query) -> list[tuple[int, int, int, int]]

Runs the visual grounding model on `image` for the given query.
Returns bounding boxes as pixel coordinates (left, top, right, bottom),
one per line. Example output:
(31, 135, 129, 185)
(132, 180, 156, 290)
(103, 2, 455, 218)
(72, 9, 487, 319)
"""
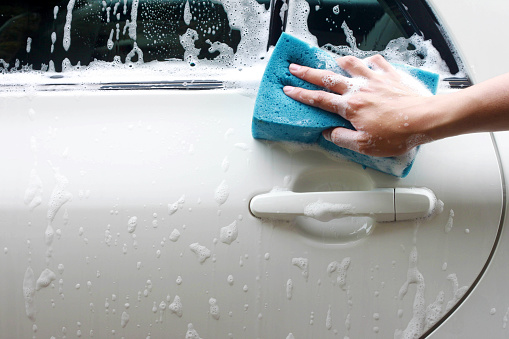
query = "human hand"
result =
(283, 55, 436, 157)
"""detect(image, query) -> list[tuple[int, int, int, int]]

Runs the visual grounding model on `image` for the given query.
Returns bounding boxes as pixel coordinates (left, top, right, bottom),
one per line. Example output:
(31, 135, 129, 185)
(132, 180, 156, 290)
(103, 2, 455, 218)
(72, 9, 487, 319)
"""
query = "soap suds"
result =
(286, 279, 293, 300)
(63, 0, 76, 51)
(23, 266, 36, 321)
(445, 209, 454, 233)
(24, 169, 43, 210)
(189, 243, 211, 263)
(185, 323, 201, 339)
(209, 298, 220, 320)
(36, 268, 56, 291)
(47, 167, 72, 223)
(304, 200, 354, 222)
(127, 216, 137, 233)
(214, 180, 229, 205)
(292, 257, 309, 281)
(168, 195, 185, 215)
(169, 229, 181, 242)
(169, 295, 183, 317)
(219, 220, 238, 244)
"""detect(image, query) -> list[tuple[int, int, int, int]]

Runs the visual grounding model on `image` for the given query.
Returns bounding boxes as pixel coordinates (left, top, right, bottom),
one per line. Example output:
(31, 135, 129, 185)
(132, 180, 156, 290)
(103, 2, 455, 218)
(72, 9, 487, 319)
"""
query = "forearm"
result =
(427, 73, 509, 141)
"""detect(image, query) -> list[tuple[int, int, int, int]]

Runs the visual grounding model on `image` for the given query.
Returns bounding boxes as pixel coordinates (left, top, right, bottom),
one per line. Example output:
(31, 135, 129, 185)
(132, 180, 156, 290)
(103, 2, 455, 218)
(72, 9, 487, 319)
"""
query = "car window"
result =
(303, 0, 414, 51)
(0, 0, 269, 72)
(1, 0, 456, 78)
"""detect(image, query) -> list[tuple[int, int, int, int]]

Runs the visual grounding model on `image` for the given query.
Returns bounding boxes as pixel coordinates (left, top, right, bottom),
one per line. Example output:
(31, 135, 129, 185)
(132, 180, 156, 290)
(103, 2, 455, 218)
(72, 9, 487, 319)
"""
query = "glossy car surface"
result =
(1, 0, 509, 338)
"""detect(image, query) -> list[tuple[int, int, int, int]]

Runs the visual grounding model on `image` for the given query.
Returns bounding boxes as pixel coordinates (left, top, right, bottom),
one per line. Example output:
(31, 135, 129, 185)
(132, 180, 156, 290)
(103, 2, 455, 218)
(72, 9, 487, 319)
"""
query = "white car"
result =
(1, 0, 508, 338)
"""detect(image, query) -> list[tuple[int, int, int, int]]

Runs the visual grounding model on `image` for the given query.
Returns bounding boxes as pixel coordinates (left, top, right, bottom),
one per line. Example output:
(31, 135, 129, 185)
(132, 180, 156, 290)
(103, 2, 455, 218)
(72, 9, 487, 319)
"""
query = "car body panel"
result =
(2, 0, 509, 337)
(0, 87, 504, 338)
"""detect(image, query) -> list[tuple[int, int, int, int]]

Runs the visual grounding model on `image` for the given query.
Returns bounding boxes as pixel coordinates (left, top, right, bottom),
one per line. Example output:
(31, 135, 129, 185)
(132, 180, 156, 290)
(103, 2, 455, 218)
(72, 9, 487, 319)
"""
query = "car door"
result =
(0, 0, 504, 338)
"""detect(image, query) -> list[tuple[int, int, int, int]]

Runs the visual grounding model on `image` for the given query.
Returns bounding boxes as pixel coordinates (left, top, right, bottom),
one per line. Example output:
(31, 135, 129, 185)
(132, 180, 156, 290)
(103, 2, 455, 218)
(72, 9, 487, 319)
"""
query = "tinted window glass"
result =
(0, 0, 256, 72)
(306, 0, 415, 50)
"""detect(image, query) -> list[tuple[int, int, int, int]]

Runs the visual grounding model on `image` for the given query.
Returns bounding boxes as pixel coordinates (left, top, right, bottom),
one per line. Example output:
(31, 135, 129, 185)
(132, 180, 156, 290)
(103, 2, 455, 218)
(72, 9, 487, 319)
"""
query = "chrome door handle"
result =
(249, 188, 436, 222)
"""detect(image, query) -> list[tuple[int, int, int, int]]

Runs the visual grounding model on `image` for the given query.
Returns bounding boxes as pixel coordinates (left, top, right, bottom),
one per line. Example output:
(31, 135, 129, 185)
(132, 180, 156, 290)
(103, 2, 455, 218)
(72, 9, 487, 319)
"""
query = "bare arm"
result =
(283, 54, 509, 157)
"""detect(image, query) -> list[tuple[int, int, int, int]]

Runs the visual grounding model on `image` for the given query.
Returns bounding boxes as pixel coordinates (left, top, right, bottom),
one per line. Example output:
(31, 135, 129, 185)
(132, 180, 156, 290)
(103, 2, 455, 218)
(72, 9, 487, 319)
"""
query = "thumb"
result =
(322, 127, 362, 153)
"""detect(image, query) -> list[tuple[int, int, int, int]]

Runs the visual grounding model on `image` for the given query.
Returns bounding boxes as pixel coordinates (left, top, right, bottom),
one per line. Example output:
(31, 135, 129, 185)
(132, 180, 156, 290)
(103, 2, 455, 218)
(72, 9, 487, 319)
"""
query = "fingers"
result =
(289, 55, 393, 94)
(322, 127, 361, 153)
(363, 54, 395, 73)
(289, 64, 350, 94)
(283, 86, 349, 119)
(336, 55, 373, 78)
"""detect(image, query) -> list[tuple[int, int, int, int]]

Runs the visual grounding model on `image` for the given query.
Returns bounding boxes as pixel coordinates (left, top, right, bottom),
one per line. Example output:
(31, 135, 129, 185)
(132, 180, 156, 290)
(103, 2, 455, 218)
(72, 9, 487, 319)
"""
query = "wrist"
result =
(421, 90, 475, 142)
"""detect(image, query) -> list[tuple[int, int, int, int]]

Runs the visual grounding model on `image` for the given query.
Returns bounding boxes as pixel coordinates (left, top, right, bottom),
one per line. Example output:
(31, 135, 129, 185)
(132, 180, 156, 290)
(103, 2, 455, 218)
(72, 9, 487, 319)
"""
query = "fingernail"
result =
(289, 64, 301, 72)
(322, 130, 331, 141)
(283, 86, 294, 94)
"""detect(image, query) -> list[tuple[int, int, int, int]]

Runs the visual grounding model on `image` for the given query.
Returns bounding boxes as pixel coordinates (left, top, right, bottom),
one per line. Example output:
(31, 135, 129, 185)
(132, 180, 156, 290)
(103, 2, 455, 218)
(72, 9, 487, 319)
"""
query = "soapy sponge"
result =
(252, 33, 439, 177)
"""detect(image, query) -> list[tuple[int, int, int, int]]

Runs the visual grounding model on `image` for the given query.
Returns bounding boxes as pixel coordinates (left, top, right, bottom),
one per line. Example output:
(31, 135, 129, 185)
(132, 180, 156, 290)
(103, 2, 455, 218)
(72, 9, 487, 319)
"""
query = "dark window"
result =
(0, 0, 247, 72)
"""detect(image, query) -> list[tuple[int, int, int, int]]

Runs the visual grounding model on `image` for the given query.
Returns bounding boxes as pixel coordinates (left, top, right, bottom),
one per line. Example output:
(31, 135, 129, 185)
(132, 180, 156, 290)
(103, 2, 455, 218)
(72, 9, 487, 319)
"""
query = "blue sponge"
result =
(252, 33, 439, 177)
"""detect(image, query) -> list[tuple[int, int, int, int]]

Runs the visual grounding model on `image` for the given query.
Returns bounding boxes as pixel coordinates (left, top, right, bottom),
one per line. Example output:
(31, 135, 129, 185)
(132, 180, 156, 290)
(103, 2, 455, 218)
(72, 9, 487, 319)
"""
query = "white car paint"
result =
(1, 0, 509, 338)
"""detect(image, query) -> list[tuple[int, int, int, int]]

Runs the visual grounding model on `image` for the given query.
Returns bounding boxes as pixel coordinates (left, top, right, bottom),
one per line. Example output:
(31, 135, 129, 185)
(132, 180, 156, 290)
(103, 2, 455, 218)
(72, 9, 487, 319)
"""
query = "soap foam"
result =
(169, 295, 183, 317)
(189, 243, 211, 263)
(209, 298, 220, 320)
(23, 266, 36, 321)
(24, 169, 43, 211)
(214, 180, 229, 206)
(219, 220, 238, 244)
(304, 200, 354, 222)
(291, 257, 309, 281)
(47, 167, 72, 223)
(286, 279, 293, 300)
(185, 323, 201, 339)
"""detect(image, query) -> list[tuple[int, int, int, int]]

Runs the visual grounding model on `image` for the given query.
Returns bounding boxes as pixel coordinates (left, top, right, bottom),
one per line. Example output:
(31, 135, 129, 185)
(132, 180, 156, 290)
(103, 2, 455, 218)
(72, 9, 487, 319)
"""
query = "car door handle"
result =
(249, 188, 437, 222)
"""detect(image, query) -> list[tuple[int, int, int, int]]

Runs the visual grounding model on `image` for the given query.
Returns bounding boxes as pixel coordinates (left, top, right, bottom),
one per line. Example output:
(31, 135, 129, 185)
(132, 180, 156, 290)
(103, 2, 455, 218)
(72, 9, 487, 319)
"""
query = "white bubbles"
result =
(206, 40, 234, 66)
(184, 0, 192, 25)
(292, 257, 309, 280)
(189, 243, 211, 263)
(285, 0, 317, 45)
(185, 323, 201, 339)
(169, 295, 183, 317)
(121, 311, 129, 328)
(169, 229, 181, 242)
(180, 28, 200, 65)
(337, 258, 351, 290)
(168, 195, 185, 215)
(221, 157, 230, 172)
(24, 169, 43, 211)
(63, 0, 76, 51)
(127, 216, 137, 233)
(125, 42, 143, 64)
(23, 266, 36, 321)
(214, 180, 229, 206)
(219, 220, 238, 245)
(47, 167, 72, 223)
(107, 29, 115, 50)
(326, 305, 332, 330)
(45, 224, 55, 247)
(304, 200, 354, 222)
(36, 268, 56, 291)
(445, 209, 455, 233)
(286, 279, 293, 300)
(425, 291, 444, 330)
(209, 298, 220, 320)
